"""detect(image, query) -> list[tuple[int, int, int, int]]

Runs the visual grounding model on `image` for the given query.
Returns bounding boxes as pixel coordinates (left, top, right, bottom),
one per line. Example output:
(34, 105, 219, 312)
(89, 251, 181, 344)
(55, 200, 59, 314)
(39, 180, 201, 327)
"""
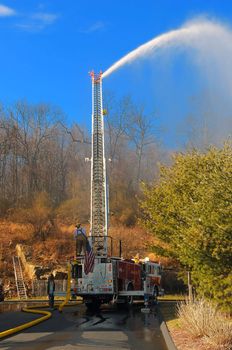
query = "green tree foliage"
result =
(140, 143, 232, 310)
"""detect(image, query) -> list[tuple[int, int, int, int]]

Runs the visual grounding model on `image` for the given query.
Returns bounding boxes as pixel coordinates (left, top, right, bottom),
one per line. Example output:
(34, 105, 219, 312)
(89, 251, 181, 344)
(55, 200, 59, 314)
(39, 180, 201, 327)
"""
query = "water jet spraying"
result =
(102, 19, 232, 79)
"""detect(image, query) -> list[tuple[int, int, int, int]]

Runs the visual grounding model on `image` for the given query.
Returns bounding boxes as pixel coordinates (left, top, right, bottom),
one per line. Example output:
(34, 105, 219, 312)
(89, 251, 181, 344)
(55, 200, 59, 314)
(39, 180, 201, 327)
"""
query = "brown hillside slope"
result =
(0, 221, 163, 282)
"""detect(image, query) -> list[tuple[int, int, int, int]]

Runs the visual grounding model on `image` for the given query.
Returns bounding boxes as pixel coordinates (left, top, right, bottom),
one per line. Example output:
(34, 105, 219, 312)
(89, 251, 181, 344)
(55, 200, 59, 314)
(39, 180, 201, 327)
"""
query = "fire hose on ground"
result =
(0, 306, 52, 340)
(0, 263, 80, 340)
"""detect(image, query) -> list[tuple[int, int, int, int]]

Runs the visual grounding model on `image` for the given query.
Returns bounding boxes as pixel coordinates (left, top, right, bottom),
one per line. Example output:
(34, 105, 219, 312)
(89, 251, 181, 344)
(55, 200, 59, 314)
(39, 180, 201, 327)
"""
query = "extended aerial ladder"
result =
(89, 71, 108, 256)
(69, 72, 162, 308)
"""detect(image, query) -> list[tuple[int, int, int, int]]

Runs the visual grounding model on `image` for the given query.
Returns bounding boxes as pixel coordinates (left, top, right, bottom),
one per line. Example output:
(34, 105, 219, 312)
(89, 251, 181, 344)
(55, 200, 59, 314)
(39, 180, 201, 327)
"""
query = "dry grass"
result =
(170, 328, 212, 350)
(0, 220, 33, 243)
(204, 319, 232, 350)
(109, 225, 154, 258)
(59, 224, 157, 260)
(177, 299, 232, 350)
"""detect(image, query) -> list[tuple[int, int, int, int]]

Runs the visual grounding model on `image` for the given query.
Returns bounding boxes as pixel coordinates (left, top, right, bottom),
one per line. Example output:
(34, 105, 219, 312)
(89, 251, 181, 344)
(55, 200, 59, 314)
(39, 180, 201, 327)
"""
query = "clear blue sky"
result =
(0, 0, 231, 146)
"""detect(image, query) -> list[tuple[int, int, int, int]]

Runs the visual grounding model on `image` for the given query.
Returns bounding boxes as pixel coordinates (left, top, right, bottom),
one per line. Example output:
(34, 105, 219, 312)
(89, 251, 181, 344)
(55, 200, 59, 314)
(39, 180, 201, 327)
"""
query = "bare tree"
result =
(0, 97, 162, 227)
(125, 105, 157, 186)
(104, 94, 132, 164)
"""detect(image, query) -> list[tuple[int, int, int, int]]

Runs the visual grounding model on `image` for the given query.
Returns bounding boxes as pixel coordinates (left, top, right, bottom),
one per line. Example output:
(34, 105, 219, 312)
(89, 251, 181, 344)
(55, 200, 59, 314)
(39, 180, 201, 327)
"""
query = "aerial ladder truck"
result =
(70, 72, 162, 310)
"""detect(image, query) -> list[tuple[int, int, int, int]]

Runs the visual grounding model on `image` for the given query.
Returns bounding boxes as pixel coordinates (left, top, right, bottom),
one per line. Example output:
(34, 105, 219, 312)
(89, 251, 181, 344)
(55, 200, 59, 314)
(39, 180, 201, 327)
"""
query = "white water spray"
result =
(102, 18, 232, 146)
(102, 19, 232, 79)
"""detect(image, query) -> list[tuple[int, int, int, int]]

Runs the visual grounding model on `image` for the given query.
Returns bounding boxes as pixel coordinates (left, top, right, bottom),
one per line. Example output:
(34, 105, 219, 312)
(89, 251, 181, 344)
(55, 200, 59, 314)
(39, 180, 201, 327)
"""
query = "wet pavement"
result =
(0, 310, 39, 332)
(0, 303, 167, 350)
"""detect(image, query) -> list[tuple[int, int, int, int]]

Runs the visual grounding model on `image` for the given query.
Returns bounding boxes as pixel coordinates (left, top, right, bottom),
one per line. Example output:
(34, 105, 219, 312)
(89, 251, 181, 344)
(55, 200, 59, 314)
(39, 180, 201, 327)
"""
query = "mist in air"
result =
(103, 18, 232, 148)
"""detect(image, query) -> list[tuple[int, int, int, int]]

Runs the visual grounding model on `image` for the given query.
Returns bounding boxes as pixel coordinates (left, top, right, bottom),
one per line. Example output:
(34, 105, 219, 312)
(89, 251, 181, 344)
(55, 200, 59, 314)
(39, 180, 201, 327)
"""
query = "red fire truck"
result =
(71, 246, 162, 310)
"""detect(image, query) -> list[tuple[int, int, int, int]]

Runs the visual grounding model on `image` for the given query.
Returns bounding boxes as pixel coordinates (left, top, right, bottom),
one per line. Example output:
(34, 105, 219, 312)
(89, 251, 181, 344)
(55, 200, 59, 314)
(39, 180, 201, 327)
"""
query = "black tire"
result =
(126, 283, 134, 306)
(85, 300, 101, 312)
(152, 286, 159, 304)
(116, 301, 127, 310)
(127, 295, 133, 305)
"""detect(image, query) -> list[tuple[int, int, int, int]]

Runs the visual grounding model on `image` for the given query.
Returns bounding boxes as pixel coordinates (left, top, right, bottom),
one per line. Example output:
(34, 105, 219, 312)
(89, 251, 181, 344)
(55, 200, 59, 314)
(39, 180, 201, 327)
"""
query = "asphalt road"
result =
(0, 303, 167, 350)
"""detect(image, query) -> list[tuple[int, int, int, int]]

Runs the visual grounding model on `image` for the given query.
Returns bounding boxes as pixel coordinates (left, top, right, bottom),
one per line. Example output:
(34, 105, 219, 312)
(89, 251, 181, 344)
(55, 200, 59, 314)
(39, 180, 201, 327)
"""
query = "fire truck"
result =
(70, 72, 162, 309)
(71, 254, 162, 309)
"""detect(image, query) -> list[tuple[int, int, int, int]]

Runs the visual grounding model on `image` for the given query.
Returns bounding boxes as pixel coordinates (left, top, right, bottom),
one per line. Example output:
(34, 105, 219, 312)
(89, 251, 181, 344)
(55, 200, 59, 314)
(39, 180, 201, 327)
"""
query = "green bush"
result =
(141, 143, 232, 311)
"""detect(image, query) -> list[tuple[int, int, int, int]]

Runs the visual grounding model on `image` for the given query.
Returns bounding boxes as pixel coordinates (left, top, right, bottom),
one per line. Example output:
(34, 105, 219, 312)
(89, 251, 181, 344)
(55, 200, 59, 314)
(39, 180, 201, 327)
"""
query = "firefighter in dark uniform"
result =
(47, 273, 55, 309)
(0, 280, 4, 302)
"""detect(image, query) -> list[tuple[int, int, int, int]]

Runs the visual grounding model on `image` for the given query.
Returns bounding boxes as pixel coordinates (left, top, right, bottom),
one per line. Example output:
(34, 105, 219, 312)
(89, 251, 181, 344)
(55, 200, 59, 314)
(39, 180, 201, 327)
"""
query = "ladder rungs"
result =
(13, 256, 27, 300)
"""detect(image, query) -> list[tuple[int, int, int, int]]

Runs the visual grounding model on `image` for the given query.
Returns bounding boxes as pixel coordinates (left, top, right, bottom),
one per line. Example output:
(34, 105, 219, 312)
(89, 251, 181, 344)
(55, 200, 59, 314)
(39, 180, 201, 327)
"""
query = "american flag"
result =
(84, 241, 95, 275)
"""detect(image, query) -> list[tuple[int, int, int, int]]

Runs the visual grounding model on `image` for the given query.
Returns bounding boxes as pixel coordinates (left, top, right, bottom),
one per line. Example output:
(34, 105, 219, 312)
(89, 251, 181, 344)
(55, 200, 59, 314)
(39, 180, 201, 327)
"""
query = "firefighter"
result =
(74, 223, 87, 256)
(47, 273, 55, 309)
(0, 280, 4, 302)
(133, 253, 140, 264)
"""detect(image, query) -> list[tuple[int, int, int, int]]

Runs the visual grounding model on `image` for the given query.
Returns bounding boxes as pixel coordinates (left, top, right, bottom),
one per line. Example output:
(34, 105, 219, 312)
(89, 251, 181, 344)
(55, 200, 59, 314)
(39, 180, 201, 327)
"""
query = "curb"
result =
(157, 305, 178, 350)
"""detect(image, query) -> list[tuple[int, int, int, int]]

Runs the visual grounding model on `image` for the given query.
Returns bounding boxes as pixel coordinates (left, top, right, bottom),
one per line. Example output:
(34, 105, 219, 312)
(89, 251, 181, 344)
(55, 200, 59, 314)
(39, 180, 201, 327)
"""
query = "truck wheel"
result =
(152, 286, 158, 305)
(126, 283, 134, 306)
(85, 300, 101, 312)
(127, 295, 133, 305)
(116, 301, 127, 310)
